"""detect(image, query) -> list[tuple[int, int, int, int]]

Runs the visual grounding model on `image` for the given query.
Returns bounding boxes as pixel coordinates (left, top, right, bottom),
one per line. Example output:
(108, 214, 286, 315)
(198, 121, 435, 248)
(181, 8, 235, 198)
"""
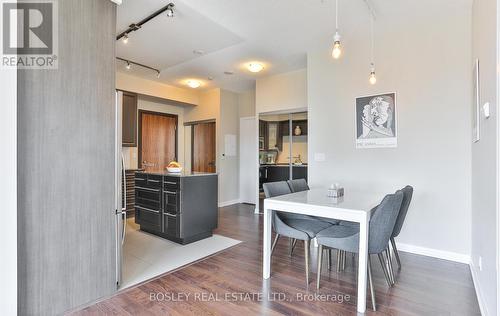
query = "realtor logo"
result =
(1, 0, 58, 69)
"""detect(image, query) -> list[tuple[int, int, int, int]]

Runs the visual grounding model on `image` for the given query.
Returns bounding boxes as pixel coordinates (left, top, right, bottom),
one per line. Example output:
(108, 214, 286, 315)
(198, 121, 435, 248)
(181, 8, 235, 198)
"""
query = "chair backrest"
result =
(263, 181, 291, 198)
(391, 185, 414, 238)
(287, 179, 309, 193)
(369, 191, 404, 254)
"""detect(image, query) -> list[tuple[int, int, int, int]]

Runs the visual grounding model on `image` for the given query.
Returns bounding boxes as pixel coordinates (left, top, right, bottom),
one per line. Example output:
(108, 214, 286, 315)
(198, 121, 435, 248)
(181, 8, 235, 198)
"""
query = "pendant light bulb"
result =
(332, 32, 342, 59)
(369, 66, 377, 85)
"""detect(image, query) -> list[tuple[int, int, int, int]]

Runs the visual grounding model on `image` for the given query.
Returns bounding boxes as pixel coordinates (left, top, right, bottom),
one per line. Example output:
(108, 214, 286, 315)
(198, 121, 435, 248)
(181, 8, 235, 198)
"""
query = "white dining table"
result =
(262, 188, 384, 313)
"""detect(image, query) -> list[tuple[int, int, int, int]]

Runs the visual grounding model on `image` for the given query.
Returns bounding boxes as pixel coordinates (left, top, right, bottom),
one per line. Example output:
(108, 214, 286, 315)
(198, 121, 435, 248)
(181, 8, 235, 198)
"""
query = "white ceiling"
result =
(116, 0, 470, 93)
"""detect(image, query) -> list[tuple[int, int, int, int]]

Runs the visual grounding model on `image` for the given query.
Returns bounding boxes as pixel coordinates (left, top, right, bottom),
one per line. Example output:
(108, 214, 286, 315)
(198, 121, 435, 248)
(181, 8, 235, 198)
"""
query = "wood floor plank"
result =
(70, 204, 481, 316)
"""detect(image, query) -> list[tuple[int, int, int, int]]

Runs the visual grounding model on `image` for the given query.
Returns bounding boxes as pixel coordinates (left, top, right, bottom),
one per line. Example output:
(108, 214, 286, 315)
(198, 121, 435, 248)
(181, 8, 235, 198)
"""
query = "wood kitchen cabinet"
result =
(122, 91, 137, 147)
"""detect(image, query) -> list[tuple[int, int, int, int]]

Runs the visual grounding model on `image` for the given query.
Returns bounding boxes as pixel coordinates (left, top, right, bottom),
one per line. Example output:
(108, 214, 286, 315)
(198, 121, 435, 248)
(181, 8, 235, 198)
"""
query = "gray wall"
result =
(471, 0, 499, 314)
(17, 0, 117, 314)
(307, 1, 472, 257)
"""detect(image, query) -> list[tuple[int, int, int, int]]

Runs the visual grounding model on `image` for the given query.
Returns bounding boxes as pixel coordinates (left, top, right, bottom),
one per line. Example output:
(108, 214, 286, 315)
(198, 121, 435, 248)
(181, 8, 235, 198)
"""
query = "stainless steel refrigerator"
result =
(115, 91, 127, 287)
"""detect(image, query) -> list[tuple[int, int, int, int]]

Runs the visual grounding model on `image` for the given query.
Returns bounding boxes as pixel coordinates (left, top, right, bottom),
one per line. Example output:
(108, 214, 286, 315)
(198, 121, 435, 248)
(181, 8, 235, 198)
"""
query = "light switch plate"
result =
(483, 102, 490, 118)
(314, 153, 326, 162)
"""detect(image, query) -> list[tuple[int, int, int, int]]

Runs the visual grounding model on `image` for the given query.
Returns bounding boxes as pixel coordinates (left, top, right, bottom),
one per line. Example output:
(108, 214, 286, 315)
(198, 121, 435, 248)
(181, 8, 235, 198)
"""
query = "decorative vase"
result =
(294, 125, 302, 136)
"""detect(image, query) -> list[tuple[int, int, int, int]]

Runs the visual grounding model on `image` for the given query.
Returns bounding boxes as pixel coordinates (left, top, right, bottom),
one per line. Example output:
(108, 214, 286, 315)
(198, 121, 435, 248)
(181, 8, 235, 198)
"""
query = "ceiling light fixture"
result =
(247, 63, 264, 73)
(166, 4, 175, 17)
(368, 15, 376, 85)
(186, 80, 201, 88)
(156, 71, 161, 79)
(116, 3, 175, 42)
(122, 34, 129, 44)
(116, 57, 161, 78)
(332, 0, 342, 59)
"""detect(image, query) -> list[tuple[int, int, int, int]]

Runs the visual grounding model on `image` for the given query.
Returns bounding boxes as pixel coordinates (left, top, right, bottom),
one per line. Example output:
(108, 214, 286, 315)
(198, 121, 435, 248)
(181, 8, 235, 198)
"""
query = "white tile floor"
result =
(120, 218, 241, 289)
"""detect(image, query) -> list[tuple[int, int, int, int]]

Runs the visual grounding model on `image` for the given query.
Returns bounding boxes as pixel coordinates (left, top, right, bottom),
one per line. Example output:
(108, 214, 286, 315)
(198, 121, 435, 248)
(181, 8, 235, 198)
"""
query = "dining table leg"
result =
(263, 204, 272, 279)
(357, 217, 369, 313)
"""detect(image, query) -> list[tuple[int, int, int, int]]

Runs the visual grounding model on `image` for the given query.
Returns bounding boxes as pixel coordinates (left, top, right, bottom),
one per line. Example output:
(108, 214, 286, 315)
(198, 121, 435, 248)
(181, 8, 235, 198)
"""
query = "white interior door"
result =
(239, 117, 257, 204)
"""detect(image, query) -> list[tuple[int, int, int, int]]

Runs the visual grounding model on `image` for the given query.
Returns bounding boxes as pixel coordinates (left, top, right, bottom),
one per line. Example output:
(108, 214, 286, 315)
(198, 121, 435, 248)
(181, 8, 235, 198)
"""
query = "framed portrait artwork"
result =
(355, 92, 397, 149)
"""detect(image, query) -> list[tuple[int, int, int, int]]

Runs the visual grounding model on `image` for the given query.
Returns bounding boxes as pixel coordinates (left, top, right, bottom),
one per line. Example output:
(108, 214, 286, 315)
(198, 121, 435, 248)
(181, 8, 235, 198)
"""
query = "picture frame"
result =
(355, 92, 398, 149)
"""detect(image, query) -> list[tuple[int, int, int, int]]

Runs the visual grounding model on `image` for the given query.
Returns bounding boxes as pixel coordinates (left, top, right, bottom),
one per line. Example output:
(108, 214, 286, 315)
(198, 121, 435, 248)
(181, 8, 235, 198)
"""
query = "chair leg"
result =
(316, 244, 323, 290)
(378, 253, 392, 287)
(304, 240, 310, 286)
(327, 248, 332, 270)
(336, 249, 341, 272)
(368, 256, 376, 311)
(271, 234, 280, 256)
(290, 238, 298, 256)
(385, 248, 395, 285)
(390, 237, 402, 269)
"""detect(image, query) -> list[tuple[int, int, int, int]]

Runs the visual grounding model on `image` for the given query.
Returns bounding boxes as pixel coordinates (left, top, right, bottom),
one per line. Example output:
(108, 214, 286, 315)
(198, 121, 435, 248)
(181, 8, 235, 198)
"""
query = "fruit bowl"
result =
(166, 167, 182, 173)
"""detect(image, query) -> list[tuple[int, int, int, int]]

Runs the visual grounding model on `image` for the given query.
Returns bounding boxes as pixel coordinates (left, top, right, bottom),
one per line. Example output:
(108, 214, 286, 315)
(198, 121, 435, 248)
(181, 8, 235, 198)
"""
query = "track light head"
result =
(166, 4, 175, 17)
(122, 34, 129, 44)
(126, 61, 131, 70)
(156, 71, 161, 79)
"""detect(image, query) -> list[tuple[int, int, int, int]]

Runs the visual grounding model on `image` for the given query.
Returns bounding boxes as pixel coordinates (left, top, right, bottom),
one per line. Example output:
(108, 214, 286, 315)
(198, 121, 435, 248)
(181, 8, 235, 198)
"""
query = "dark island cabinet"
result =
(135, 172, 218, 244)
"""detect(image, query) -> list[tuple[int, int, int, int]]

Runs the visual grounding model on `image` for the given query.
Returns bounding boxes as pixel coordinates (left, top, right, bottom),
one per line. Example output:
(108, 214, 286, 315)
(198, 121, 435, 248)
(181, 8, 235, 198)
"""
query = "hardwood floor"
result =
(72, 204, 480, 315)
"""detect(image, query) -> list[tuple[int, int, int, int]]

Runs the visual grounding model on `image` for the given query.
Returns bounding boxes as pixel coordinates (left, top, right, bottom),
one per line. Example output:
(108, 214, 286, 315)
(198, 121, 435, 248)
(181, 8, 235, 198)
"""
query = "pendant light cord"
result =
(370, 15, 374, 67)
(335, 0, 339, 31)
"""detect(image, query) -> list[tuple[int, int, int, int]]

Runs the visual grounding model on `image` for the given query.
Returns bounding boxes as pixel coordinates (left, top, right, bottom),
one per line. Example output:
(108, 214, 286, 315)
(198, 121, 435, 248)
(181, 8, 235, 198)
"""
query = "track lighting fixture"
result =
(116, 57, 161, 78)
(166, 4, 175, 17)
(122, 34, 129, 44)
(116, 3, 175, 42)
(332, 0, 342, 59)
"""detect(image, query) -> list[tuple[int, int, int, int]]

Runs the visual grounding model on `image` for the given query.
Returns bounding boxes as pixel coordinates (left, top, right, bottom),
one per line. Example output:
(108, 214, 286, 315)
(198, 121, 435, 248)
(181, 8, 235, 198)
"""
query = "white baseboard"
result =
(218, 199, 240, 207)
(469, 263, 488, 316)
(395, 242, 470, 264)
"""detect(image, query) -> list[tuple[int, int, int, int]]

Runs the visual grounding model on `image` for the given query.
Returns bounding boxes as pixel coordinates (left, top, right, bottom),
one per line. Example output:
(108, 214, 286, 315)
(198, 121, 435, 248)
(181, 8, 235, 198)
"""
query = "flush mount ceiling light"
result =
(247, 63, 264, 73)
(116, 3, 175, 43)
(186, 80, 202, 88)
(331, 0, 342, 59)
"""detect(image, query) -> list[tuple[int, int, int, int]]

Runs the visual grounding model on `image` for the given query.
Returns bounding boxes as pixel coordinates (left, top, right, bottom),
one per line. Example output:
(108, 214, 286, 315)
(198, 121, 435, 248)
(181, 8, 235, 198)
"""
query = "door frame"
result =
(190, 120, 216, 173)
(138, 110, 178, 169)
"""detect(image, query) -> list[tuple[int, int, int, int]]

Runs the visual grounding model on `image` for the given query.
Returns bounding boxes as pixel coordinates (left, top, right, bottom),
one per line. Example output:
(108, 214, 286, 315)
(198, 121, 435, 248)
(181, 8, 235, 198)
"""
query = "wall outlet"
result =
(478, 256, 483, 271)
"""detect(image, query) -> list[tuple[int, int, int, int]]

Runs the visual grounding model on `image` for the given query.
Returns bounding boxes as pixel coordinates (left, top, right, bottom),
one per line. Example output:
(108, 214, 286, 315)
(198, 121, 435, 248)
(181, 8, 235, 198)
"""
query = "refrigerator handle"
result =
(121, 154, 127, 245)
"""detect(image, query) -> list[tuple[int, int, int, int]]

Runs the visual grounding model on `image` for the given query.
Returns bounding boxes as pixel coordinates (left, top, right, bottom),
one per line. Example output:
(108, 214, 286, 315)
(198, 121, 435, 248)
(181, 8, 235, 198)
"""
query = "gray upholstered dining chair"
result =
(287, 178, 310, 193)
(389, 186, 413, 270)
(315, 192, 404, 311)
(263, 181, 332, 286)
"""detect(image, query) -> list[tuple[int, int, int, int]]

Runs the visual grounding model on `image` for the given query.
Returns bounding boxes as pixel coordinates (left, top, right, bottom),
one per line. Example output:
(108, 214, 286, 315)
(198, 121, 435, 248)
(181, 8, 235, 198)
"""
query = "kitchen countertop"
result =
(136, 170, 218, 177)
(260, 164, 308, 167)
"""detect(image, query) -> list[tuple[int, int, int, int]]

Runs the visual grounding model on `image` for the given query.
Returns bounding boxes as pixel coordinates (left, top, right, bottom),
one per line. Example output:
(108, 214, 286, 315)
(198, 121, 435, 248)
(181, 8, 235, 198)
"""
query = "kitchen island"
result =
(134, 170, 218, 245)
